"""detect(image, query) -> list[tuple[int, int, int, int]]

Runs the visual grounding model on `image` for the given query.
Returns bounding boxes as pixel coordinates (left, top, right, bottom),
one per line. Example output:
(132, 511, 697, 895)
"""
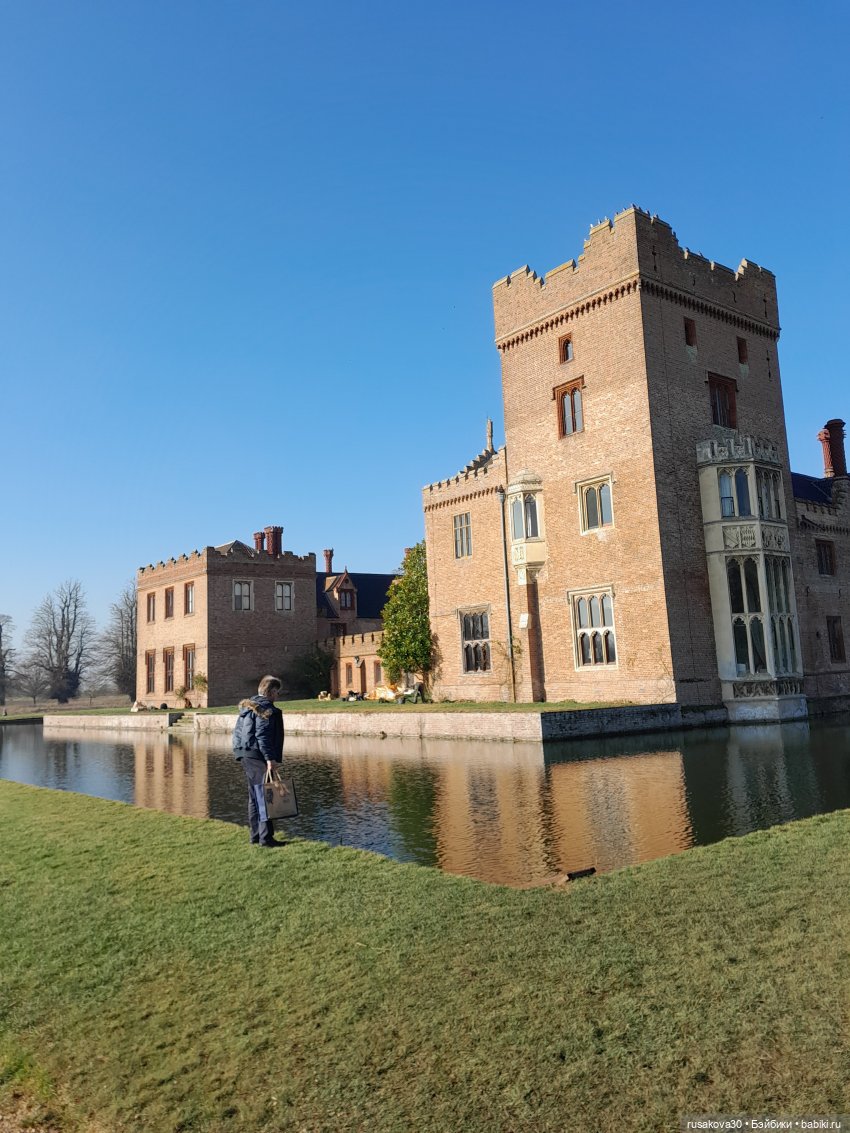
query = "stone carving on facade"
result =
(761, 525, 788, 551)
(696, 435, 781, 468)
(732, 678, 803, 698)
(723, 525, 757, 550)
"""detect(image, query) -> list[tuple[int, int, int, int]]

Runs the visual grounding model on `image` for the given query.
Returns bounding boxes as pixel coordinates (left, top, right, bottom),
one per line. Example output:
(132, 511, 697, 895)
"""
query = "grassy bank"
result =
(2, 783, 849, 1132)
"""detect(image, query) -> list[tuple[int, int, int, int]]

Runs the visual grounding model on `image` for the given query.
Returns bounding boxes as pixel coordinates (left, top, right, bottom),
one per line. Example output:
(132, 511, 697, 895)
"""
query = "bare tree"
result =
(0, 615, 13, 706)
(26, 580, 96, 703)
(13, 656, 50, 707)
(95, 581, 137, 701)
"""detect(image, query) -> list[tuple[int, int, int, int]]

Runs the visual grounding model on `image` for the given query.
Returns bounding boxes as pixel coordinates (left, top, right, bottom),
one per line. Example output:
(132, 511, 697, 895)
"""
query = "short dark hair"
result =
(258, 675, 282, 698)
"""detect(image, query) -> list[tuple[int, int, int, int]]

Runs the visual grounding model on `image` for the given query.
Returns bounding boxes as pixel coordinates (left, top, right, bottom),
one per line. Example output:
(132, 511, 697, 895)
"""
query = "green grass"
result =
(2, 782, 849, 1132)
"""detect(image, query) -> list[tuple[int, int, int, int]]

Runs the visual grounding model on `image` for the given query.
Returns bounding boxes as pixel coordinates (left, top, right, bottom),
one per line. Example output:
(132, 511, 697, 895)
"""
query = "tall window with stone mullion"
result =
(510, 494, 539, 540)
(573, 592, 616, 666)
(453, 513, 472, 558)
(727, 557, 768, 675)
(461, 611, 490, 672)
(764, 556, 798, 674)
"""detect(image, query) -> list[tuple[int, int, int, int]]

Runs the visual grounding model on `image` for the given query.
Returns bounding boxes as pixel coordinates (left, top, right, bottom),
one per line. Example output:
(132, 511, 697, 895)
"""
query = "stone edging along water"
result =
(39, 704, 728, 742)
(43, 713, 180, 731)
(193, 702, 728, 743)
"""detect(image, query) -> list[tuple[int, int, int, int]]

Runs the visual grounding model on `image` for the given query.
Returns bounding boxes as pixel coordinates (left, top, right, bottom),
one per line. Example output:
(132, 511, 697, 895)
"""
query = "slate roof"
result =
(791, 472, 834, 505)
(315, 572, 397, 619)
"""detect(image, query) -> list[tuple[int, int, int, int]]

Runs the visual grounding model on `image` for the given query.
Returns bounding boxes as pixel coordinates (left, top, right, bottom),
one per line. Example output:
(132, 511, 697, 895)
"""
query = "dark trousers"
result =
(241, 757, 275, 844)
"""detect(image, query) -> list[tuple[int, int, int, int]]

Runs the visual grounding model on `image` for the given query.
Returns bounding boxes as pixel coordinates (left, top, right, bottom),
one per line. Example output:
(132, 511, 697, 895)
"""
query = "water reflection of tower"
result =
(134, 736, 209, 818)
(546, 750, 691, 874)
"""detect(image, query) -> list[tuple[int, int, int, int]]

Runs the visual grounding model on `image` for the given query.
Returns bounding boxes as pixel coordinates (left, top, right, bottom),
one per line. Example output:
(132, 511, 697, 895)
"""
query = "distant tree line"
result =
(2, 579, 138, 706)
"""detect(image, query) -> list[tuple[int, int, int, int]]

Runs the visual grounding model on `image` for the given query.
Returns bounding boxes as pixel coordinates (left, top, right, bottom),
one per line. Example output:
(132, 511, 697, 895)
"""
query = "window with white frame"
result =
(233, 580, 253, 611)
(510, 493, 540, 541)
(717, 468, 754, 518)
(578, 478, 613, 532)
(275, 581, 293, 612)
(727, 556, 768, 675)
(453, 513, 472, 558)
(571, 590, 617, 667)
(460, 610, 491, 673)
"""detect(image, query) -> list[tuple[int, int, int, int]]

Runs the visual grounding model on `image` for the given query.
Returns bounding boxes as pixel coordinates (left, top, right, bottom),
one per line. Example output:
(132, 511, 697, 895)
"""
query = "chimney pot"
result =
(818, 419, 847, 478)
(323, 548, 334, 574)
(263, 525, 283, 557)
(253, 532, 265, 553)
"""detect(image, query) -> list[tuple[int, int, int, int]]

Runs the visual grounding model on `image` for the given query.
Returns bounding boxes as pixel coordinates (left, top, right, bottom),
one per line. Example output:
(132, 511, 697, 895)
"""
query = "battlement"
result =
(422, 445, 507, 503)
(138, 550, 207, 577)
(493, 207, 778, 344)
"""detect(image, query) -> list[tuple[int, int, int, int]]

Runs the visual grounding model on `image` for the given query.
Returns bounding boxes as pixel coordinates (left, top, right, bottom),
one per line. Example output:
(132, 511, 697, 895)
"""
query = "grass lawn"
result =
(2, 782, 849, 1132)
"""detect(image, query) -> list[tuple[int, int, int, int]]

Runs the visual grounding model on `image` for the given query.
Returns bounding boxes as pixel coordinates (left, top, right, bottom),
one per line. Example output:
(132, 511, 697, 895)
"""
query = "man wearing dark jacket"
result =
(233, 674, 285, 847)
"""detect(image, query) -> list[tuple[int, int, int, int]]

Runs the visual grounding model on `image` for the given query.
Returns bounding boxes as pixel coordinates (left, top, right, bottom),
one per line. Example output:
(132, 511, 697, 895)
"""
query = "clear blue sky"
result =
(1, 0, 848, 645)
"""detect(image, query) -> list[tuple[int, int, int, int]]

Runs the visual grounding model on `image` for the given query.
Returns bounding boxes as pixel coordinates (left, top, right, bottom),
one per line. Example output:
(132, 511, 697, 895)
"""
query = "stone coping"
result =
(194, 703, 724, 743)
(43, 713, 180, 731)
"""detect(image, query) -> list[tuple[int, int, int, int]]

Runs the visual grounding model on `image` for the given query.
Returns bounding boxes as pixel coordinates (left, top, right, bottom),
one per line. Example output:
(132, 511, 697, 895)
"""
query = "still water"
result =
(2, 720, 850, 886)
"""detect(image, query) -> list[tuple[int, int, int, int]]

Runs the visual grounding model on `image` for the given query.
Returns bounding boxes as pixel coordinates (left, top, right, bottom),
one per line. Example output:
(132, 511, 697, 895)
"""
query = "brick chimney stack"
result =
(253, 532, 265, 554)
(264, 526, 283, 556)
(323, 548, 334, 574)
(818, 419, 847, 478)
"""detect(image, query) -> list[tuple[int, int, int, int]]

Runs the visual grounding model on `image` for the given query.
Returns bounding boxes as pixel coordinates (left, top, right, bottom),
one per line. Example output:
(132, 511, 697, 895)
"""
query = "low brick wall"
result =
(43, 713, 180, 731)
(194, 703, 727, 743)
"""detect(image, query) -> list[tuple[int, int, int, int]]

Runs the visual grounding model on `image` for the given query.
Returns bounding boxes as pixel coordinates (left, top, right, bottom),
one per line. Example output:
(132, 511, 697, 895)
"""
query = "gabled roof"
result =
(315, 572, 397, 619)
(214, 539, 258, 557)
(792, 472, 834, 505)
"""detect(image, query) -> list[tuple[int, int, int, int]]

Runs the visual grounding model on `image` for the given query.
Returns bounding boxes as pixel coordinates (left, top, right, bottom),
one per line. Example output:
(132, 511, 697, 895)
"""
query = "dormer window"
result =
(339, 590, 353, 610)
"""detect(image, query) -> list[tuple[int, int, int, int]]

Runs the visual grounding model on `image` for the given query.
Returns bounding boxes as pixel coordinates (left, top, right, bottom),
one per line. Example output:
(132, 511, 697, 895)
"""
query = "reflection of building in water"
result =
(288, 734, 691, 883)
(546, 752, 691, 875)
(719, 722, 819, 836)
(134, 737, 209, 818)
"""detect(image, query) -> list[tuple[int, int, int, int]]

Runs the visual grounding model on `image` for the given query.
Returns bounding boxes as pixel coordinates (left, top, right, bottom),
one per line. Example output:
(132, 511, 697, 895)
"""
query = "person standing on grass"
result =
(233, 675, 285, 847)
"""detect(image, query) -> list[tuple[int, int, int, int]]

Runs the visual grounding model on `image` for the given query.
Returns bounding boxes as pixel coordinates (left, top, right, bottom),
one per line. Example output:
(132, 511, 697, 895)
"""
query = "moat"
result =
(2, 719, 850, 886)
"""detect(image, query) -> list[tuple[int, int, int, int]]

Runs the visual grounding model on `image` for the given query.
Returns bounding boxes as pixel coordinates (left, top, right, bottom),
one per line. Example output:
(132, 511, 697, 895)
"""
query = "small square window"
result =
(233, 581, 253, 611)
(737, 336, 748, 365)
(558, 334, 573, 364)
(684, 318, 697, 347)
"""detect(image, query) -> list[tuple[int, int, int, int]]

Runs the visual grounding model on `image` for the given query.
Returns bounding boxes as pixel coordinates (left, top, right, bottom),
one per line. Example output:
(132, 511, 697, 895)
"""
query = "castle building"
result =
(135, 528, 396, 707)
(423, 208, 849, 722)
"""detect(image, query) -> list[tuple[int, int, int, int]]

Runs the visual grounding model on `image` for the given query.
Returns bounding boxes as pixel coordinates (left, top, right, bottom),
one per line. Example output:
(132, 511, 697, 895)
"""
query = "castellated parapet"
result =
(422, 447, 507, 512)
(493, 206, 778, 349)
